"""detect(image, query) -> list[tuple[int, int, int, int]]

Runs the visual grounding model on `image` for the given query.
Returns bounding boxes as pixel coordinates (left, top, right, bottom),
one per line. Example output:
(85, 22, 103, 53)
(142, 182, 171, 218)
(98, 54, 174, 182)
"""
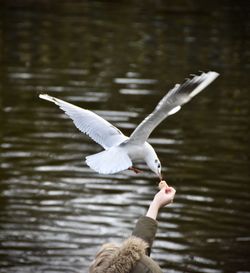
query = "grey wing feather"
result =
(39, 94, 128, 149)
(129, 71, 219, 144)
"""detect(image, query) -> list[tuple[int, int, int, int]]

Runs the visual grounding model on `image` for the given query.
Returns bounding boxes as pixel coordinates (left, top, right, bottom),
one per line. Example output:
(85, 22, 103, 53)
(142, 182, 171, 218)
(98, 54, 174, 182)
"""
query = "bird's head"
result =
(145, 146, 162, 180)
(153, 158, 162, 180)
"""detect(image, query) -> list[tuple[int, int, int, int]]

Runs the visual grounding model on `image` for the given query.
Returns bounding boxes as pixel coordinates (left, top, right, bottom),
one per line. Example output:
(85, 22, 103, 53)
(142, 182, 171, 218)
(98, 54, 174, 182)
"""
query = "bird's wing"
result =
(39, 94, 128, 149)
(129, 71, 219, 144)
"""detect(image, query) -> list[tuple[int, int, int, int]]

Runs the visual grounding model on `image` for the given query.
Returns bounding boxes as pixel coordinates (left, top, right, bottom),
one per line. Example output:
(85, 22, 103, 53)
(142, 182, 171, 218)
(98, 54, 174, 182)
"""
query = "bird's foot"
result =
(128, 167, 143, 174)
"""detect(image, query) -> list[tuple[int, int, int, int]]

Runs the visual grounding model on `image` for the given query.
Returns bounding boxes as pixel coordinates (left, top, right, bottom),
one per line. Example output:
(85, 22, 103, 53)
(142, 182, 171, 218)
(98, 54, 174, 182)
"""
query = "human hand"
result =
(146, 182, 176, 220)
(152, 182, 176, 209)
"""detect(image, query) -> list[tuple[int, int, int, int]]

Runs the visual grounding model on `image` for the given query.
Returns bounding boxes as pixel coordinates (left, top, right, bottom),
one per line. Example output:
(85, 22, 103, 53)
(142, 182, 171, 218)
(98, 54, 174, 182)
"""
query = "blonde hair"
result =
(89, 237, 148, 273)
(89, 243, 119, 273)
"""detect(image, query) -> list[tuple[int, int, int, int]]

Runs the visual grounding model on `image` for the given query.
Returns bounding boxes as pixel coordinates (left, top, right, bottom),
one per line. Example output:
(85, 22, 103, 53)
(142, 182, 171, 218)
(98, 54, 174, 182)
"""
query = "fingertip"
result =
(165, 187, 171, 193)
(165, 186, 176, 194)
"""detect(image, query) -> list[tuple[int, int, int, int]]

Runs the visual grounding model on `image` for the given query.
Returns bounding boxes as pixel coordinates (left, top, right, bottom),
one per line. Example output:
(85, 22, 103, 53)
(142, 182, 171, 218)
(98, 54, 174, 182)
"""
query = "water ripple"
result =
(1, 2, 250, 273)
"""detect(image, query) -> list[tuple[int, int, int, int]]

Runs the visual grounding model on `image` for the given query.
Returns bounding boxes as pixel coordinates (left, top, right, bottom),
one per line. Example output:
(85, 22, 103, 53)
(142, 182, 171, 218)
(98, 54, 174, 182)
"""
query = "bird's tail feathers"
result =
(86, 148, 132, 174)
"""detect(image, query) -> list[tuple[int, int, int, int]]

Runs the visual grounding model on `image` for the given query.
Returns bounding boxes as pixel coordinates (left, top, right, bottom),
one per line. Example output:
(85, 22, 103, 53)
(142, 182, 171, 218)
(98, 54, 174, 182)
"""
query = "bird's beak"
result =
(159, 173, 163, 181)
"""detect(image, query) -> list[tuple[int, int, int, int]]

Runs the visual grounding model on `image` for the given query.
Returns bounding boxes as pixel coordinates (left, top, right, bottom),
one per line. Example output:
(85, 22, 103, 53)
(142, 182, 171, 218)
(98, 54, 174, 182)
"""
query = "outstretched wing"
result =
(39, 94, 128, 149)
(129, 71, 219, 144)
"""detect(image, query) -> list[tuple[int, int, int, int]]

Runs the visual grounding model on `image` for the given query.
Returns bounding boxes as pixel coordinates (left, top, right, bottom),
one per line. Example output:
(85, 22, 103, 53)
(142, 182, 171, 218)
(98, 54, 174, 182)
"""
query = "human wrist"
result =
(151, 198, 161, 210)
(146, 200, 160, 220)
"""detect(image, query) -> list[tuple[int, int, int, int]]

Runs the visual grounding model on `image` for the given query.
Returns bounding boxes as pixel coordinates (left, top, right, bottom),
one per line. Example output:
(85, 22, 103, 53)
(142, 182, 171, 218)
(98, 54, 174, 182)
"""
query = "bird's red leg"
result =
(128, 167, 143, 174)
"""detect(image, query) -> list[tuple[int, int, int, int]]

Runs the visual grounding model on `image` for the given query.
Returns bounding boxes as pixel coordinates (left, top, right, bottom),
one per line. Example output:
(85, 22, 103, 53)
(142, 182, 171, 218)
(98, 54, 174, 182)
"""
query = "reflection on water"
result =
(1, 1, 250, 273)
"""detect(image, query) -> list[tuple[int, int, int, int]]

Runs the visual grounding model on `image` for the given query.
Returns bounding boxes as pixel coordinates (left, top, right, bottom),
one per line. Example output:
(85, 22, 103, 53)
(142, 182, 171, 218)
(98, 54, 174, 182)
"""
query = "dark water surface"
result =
(1, 1, 250, 273)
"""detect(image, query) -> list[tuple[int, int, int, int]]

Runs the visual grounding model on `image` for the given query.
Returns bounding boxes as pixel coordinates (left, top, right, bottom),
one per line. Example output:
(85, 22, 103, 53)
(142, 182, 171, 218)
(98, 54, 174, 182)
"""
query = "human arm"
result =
(146, 183, 176, 220)
(132, 182, 176, 255)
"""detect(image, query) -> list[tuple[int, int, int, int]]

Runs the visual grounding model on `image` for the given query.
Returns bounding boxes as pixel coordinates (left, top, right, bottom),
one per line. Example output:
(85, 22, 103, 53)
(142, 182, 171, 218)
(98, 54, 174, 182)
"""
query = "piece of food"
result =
(158, 180, 168, 190)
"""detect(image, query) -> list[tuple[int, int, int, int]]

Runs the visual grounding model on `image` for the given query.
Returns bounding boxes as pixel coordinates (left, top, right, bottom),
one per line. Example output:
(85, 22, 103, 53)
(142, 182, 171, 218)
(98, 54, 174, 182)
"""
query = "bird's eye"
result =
(155, 159, 161, 169)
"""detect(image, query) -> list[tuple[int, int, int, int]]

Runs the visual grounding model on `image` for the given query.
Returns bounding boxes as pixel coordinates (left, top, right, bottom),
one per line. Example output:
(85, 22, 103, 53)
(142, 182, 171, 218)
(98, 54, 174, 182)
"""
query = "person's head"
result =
(89, 237, 148, 273)
(89, 243, 119, 273)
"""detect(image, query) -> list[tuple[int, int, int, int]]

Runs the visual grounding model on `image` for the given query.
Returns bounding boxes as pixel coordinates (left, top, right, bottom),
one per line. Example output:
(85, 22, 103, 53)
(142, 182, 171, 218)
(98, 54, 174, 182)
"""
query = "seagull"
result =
(39, 71, 219, 180)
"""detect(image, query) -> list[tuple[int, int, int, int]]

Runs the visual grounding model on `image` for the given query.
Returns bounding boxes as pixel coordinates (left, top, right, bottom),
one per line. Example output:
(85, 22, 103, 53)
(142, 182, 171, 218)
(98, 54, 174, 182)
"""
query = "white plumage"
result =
(39, 71, 219, 179)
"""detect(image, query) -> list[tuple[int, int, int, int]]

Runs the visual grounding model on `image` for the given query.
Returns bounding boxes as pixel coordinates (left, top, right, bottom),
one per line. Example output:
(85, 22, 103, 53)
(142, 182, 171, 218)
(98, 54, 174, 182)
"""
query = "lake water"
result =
(1, 1, 250, 273)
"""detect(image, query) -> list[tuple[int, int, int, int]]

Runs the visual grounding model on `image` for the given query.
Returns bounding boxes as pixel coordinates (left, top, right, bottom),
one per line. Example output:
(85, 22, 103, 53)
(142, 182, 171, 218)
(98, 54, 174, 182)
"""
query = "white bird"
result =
(39, 71, 219, 180)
